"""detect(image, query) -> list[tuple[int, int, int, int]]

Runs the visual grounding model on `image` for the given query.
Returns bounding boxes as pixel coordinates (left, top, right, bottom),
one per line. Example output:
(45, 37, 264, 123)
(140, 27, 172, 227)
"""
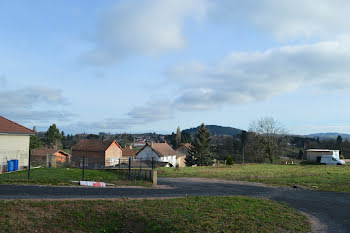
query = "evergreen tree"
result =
(181, 132, 192, 143)
(185, 150, 196, 166)
(298, 149, 304, 160)
(176, 126, 181, 148)
(29, 126, 43, 150)
(187, 123, 214, 166)
(336, 135, 343, 150)
(46, 124, 63, 149)
(226, 155, 233, 165)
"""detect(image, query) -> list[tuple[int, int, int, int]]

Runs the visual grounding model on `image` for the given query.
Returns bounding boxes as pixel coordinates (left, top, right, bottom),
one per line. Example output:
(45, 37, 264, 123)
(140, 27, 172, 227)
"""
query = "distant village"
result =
(1, 115, 349, 172)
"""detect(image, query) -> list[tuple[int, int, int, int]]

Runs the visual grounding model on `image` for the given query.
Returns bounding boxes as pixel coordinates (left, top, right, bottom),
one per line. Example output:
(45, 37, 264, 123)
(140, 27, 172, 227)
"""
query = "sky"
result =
(1, 0, 350, 135)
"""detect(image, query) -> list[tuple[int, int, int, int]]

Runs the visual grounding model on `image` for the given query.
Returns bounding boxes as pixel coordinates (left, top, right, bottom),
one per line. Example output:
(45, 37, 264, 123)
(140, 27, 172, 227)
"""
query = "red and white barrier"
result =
(79, 181, 106, 187)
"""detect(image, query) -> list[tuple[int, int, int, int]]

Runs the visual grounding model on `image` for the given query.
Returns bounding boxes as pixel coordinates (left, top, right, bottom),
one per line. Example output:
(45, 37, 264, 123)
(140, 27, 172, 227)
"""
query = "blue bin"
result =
(12, 160, 19, 171)
(7, 160, 14, 172)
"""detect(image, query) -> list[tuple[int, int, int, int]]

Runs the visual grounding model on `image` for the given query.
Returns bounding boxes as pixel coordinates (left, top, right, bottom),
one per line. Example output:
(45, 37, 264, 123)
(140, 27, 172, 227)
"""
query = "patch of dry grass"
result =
(158, 164, 350, 192)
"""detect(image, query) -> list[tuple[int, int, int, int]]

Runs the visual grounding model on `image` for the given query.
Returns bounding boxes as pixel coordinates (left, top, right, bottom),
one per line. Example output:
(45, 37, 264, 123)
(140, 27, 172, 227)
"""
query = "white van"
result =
(320, 155, 345, 165)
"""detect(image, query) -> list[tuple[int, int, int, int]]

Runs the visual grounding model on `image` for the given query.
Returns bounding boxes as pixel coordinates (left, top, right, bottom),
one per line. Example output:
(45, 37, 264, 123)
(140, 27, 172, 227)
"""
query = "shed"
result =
(72, 139, 123, 168)
(0, 115, 35, 172)
(31, 149, 71, 167)
(305, 149, 340, 162)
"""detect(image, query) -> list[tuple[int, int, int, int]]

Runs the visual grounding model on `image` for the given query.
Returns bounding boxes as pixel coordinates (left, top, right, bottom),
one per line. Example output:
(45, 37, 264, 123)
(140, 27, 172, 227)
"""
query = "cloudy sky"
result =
(1, 0, 350, 134)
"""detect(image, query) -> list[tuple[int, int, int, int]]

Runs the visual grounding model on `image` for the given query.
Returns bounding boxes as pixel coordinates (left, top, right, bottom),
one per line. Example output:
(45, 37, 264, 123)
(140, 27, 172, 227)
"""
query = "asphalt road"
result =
(1, 177, 349, 233)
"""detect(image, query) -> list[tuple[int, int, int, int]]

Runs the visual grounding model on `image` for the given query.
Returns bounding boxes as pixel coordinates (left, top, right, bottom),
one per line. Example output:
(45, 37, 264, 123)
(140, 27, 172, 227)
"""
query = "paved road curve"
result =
(1, 177, 349, 233)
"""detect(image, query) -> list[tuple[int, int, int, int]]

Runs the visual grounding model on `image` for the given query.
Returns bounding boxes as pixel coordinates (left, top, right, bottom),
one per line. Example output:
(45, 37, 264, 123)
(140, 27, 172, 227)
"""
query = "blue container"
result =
(12, 160, 19, 171)
(7, 160, 14, 172)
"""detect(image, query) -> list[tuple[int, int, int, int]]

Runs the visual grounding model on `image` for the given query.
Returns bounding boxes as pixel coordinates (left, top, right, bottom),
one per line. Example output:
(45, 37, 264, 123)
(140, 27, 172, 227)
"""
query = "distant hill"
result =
(182, 125, 243, 136)
(306, 133, 350, 140)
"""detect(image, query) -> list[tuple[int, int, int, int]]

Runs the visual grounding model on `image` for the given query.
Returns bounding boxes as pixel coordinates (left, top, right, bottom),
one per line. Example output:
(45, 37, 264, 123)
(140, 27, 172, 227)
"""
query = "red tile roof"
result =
(72, 139, 122, 152)
(0, 115, 35, 134)
(122, 147, 136, 157)
(31, 149, 71, 157)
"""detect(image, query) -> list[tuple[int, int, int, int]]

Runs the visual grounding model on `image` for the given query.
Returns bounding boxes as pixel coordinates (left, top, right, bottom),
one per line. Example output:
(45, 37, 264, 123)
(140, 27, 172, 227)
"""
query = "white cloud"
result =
(66, 99, 174, 132)
(0, 85, 72, 123)
(0, 87, 68, 110)
(210, 0, 350, 41)
(82, 0, 208, 65)
(169, 39, 350, 110)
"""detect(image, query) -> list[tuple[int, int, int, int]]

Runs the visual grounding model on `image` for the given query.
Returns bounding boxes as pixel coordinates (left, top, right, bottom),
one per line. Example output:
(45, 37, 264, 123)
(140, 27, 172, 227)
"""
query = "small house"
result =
(175, 143, 191, 167)
(72, 139, 123, 168)
(136, 142, 177, 167)
(305, 149, 340, 162)
(31, 149, 71, 167)
(0, 115, 35, 172)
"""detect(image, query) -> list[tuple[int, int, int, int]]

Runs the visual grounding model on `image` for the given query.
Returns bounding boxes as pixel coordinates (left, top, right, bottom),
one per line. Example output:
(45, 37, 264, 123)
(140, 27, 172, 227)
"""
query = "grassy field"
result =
(0, 196, 310, 233)
(158, 164, 350, 192)
(0, 167, 150, 186)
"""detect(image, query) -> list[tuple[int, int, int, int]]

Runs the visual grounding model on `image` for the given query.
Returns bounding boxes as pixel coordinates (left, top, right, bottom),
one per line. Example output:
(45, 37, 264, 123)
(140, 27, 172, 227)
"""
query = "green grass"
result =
(0, 167, 150, 186)
(0, 196, 310, 233)
(158, 164, 350, 192)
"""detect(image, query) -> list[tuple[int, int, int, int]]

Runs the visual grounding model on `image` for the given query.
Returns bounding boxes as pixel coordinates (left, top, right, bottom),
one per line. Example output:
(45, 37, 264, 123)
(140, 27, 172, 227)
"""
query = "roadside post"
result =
(128, 156, 131, 180)
(82, 155, 85, 181)
(28, 150, 31, 180)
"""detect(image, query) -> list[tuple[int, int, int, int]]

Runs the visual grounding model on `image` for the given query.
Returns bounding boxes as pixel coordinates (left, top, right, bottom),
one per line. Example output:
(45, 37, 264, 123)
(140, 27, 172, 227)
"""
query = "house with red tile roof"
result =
(72, 139, 123, 168)
(136, 142, 177, 167)
(122, 146, 136, 158)
(0, 115, 35, 172)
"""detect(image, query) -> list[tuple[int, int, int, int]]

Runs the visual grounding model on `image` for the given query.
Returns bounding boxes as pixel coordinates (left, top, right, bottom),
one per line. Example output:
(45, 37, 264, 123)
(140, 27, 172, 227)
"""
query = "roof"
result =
(306, 149, 339, 152)
(32, 149, 71, 157)
(176, 143, 192, 150)
(137, 142, 176, 157)
(152, 142, 176, 156)
(72, 139, 122, 152)
(122, 147, 136, 157)
(0, 115, 35, 135)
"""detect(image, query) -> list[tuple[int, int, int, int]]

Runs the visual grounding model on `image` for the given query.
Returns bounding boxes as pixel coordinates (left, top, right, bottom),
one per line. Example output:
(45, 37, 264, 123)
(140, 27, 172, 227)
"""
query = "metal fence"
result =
(72, 157, 164, 182)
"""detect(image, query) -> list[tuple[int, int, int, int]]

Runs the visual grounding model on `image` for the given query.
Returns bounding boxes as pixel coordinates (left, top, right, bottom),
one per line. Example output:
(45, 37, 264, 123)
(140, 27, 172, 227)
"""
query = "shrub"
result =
(226, 156, 233, 165)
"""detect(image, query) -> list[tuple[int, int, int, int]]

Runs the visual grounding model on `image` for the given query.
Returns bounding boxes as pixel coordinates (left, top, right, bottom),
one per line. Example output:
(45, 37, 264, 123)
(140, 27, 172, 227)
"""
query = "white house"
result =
(0, 115, 35, 172)
(136, 142, 177, 167)
(305, 149, 340, 162)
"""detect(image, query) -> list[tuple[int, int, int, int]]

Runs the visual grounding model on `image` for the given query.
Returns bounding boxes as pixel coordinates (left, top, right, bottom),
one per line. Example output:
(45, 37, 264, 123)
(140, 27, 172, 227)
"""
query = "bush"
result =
(226, 156, 233, 165)
(340, 155, 345, 159)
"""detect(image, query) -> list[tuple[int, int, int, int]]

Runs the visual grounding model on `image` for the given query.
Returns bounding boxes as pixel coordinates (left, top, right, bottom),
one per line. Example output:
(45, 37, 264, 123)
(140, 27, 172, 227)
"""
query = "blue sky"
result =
(1, 0, 350, 135)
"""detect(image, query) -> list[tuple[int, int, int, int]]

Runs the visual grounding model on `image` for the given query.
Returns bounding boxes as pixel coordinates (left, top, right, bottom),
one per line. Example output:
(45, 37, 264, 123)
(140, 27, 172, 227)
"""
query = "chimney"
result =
(150, 141, 153, 148)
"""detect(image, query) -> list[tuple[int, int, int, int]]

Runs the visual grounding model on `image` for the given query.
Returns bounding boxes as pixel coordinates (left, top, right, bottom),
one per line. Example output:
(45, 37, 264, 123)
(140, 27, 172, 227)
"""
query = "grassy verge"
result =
(158, 164, 350, 192)
(0, 167, 151, 186)
(0, 196, 310, 233)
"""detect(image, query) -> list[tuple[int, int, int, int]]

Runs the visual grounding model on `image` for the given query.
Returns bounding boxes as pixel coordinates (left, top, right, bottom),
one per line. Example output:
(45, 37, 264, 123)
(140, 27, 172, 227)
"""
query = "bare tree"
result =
(249, 117, 287, 163)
